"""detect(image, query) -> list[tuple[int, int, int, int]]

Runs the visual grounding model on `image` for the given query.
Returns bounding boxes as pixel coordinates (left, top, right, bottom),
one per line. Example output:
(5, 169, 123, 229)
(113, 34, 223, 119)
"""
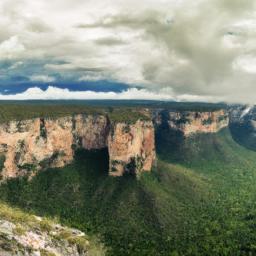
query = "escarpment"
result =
(0, 108, 230, 180)
(108, 120, 156, 177)
(0, 115, 109, 179)
(0, 114, 155, 179)
(155, 109, 229, 136)
(72, 114, 109, 150)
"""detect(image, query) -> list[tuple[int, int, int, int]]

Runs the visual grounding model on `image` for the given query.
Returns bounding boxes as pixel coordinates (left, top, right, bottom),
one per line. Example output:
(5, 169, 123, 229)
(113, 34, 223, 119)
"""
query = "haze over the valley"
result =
(0, 0, 255, 103)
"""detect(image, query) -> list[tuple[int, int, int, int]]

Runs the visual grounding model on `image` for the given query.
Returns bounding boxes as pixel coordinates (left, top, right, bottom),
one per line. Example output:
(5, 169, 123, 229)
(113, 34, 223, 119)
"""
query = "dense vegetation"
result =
(230, 122, 256, 151)
(157, 128, 256, 255)
(0, 104, 150, 124)
(0, 105, 103, 122)
(0, 100, 227, 110)
(108, 108, 150, 123)
(1, 126, 256, 255)
(0, 101, 227, 124)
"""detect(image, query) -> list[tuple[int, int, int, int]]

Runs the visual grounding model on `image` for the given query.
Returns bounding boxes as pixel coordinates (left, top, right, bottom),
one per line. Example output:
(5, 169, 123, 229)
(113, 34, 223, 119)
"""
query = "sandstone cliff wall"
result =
(0, 115, 155, 179)
(0, 108, 228, 180)
(73, 114, 109, 150)
(108, 121, 156, 177)
(156, 110, 229, 136)
(0, 115, 109, 179)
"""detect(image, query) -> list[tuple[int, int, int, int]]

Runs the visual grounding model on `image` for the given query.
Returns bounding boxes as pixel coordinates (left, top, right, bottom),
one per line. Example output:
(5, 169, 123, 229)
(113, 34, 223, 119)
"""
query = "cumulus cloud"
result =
(0, 36, 25, 59)
(0, 86, 223, 102)
(0, 0, 256, 102)
(0, 86, 175, 100)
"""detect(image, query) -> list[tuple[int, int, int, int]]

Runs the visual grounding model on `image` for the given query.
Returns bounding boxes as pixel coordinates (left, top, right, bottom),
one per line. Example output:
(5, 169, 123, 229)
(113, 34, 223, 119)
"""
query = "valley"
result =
(0, 102, 256, 255)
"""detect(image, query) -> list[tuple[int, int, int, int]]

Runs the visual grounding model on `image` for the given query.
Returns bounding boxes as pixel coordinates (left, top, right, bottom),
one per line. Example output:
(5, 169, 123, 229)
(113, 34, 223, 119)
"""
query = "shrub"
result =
(39, 219, 52, 233)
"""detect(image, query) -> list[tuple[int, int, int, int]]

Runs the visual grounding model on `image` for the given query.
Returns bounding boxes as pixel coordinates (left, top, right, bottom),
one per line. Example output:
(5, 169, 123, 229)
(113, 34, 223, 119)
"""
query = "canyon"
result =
(0, 109, 229, 179)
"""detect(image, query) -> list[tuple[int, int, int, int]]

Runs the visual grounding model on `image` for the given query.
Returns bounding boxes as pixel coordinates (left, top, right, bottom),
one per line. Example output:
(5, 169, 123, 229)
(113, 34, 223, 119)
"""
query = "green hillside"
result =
(230, 122, 256, 151)
(1, 128, 256, 255)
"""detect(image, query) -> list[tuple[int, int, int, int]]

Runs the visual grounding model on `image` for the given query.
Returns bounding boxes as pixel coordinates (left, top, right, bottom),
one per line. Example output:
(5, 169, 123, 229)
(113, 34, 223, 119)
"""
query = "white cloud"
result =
(0, 0, 256, 102)
(0, 86, 222, 102)
(29, 75, 56, 83)
(0, 36, 25, 59)
(233, 56, 256, 74)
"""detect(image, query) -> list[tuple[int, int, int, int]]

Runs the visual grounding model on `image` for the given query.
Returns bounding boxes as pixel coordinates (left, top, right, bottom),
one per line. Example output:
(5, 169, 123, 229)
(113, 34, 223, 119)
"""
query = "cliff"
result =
(229, 105, 256, 151)
(0, 114, 155, 179)
(0, 108, 229, 180)
(0, 115, 109, 179)
(155, 109, 229, 136)
(108, 120, 156, 177)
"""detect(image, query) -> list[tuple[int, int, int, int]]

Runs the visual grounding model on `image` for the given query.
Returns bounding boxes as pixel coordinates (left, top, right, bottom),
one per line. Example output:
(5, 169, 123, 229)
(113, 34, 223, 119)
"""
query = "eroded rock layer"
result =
(108, 121, 156, 177)
(0, 115, 109, 179)
(0, 115, 155, 179)
(156, 110, 229, 136)
(0, 108, 229, 180)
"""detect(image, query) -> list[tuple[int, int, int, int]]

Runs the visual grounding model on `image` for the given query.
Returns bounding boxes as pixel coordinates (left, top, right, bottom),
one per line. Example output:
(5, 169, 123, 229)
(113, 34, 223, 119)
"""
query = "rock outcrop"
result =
(0, 108, 229, 180)
(0, 115, 109, 179)
(0, 213, 105, 256)
(73, 114, 109, 150)
(0, 219, 89, 256)
(0, 114, 155, 179)
(229, 105, 256, 150)
(108, 120, 156, 177)
(155, 110, 229, 136)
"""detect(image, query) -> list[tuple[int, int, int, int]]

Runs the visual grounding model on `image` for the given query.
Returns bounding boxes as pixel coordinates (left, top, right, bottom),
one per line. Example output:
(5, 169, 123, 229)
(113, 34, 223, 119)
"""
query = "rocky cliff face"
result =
(73, 114, 109, 150)
(0, 115, 155, 179)
(155, 109, 229, 136)
(0, 108, 229, 180)
(0, 115, 109, 179)
(229, 105, 256, 150)
(108, 121, 156, 177)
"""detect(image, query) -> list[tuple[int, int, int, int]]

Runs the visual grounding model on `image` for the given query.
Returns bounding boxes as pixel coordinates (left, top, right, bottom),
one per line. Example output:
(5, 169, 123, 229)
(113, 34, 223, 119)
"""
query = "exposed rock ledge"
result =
(108, 121, 156, 177)
(0, 109, 228, 180)
(0, 214, 105, 256)
(155, 109, 229, 136)
(0, 115, 156, 179)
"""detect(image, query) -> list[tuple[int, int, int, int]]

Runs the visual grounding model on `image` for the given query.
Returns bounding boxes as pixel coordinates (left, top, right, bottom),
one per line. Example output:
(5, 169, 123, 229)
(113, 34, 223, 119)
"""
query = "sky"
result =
(0, 0, 256, 102)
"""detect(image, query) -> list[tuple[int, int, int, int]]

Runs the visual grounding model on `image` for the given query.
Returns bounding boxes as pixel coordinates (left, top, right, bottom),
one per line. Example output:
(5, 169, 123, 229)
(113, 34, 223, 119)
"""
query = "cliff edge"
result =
(0, 114, 155, 179)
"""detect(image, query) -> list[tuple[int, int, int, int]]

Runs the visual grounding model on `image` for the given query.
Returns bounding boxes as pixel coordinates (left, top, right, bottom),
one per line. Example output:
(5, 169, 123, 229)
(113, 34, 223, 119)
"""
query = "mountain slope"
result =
(0, 201, 105, 255)
(1, 128, 256, 255)
(157, 127, 256, 254)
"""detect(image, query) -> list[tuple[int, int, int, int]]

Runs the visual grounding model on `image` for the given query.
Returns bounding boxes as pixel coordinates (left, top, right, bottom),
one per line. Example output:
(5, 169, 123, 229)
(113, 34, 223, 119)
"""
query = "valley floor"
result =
(1, 128, 256, 255)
